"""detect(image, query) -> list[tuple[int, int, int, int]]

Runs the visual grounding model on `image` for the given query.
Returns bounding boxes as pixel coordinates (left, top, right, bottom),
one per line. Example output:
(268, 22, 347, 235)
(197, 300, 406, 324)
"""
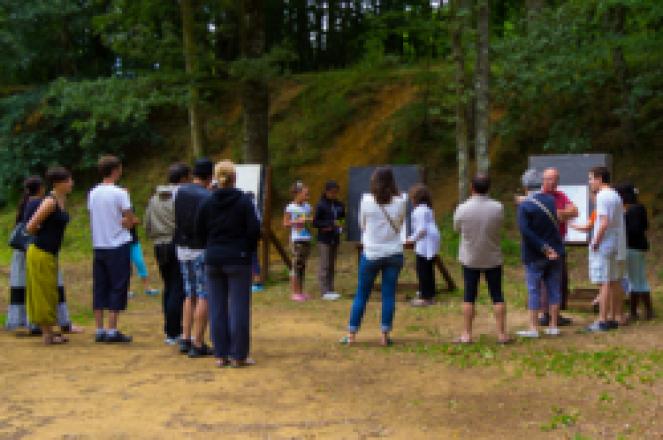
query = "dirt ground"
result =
(1, 246, 662, 440)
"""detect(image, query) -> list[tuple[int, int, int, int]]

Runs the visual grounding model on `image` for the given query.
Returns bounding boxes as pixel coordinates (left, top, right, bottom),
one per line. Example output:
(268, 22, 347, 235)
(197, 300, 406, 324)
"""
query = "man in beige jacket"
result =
(453, 175, 509, 344)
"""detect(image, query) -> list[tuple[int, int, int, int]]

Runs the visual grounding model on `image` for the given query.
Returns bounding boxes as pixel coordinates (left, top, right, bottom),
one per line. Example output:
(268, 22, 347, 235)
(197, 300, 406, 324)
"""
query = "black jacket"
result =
(312, 196, 345, 245)
(195, 188, 260, 266)
(174, 183, 210, 249)
(625, 204, 649, 251)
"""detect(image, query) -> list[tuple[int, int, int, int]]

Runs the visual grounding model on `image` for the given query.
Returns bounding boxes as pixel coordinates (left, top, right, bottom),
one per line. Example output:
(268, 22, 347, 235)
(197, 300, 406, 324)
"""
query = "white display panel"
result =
(234, 164, 263, 211)
(559, 184, 589, 244)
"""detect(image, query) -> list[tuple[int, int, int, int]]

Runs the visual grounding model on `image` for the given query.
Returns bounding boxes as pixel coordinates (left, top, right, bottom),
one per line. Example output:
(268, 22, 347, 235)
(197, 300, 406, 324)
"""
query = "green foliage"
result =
(540, 406, 580, 432)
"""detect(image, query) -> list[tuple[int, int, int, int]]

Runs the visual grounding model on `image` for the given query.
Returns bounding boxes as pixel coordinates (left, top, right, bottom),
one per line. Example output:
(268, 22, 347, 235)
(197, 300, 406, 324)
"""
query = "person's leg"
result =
(423, 256, 436, 301)
(642, 292, 654, 320)
(461, 266, 480, 342)
(299, 242, 311, 295)
(106, 244, 131, 340)
(7, 250, 28, 329)
(523, 263, 543, 334)
(542, 260, 562, 331)
(560, 254, 570, 310)
(155, 244, 171, 336)
(380, 254, 404, 343)
(610, 280, 625, 325)
(318, 242, 331, 296)
(92, 249, 109, 335)
(206, 265, 229, 360)
(192, 256, 209, 349)
(227, 265, 253, 362)
(180, 260, 194, 342)
(291, 242, 303, 297)
(415, 255, 427, 300)
(347, 255, 380, 340)
(329, 243, 338, 293)
(485, 266, 508, 341)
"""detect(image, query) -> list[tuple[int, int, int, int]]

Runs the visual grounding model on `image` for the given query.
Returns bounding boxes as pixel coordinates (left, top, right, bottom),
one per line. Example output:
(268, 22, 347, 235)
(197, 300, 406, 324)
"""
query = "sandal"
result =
(44, 334, 68, 345)
(338, 335, 354, 346)
(497, 337, 513, 345)
(380, 336, 393, 347)
(215, 358, 230, 368)
(453, 336, 473, 344)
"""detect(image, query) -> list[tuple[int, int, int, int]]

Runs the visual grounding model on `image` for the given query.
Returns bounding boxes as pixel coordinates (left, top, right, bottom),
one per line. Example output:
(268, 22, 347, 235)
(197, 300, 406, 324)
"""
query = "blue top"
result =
(517, 192, 564, 264)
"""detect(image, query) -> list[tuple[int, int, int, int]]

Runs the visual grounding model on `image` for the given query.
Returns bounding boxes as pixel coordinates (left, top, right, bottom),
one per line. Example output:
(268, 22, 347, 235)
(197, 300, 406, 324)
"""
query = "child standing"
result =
(129, 224, 160, 297)
(284, 181, 312, 302)
(407, 184, 440, 307)
(313, 181, 345, 301)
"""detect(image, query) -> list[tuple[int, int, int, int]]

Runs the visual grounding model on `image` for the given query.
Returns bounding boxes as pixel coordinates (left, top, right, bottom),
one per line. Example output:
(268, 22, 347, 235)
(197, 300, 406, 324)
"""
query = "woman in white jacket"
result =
(406, 184, 440, 307)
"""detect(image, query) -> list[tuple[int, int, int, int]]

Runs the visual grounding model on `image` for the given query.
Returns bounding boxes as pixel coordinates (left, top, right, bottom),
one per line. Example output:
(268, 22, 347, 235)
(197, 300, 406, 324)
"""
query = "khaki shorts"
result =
(590, 250, 624, 284)
(291, 241, 311, 275)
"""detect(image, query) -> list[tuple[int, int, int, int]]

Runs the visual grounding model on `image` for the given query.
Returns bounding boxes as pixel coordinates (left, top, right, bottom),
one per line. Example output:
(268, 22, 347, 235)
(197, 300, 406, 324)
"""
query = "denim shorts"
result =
(589, 250, 624, 284)
(180, 254, 207, 299)
(525, 259, 562, 311)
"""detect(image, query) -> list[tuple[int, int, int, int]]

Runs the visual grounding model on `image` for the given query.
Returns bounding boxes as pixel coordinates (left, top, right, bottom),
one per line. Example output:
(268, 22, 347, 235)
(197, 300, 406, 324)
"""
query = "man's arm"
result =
(592, 215, 609, 251)
(558, 194, 578, 222)
(517, 205, 550, 256)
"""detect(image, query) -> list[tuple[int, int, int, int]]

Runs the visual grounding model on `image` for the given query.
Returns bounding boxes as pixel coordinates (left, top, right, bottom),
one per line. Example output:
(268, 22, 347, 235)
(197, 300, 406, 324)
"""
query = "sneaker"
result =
(104, 331, 132, 343)
(322, 292, 341, 301)
(164, 337, 179, 346)
(410, 298, 434, 307)
(251, 284, 264, 293)
(544, 327, 561, 336)
(607, 320, 619, 330)
(179, 339, 192, 354)
(144, 289, 160, 296)
(291, 293, 308, 302)
(558, 315, 573, 326)
(95, 332, 106, 343)
(188, 343, 213, 358)
(585, 321, 610, 333)
(516, 329, 540, 338)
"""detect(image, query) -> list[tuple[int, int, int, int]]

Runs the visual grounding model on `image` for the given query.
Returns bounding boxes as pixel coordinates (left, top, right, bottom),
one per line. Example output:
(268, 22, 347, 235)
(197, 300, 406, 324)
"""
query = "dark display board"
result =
(346, 166, 424, 242)
(528, 154, 612, 245)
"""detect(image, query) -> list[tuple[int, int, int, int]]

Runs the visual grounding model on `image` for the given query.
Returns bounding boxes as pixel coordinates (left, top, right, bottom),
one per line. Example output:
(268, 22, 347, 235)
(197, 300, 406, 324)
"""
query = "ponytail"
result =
(16, 176, 44, 224)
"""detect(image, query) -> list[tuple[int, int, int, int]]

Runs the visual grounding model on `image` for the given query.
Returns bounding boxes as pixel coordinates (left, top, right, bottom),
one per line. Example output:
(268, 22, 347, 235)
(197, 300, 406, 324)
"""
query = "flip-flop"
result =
(453, 336, 473, 345)
(497, 337, 513, 345)
(44, 334, 68, 345)
(380, 337, 394, 347)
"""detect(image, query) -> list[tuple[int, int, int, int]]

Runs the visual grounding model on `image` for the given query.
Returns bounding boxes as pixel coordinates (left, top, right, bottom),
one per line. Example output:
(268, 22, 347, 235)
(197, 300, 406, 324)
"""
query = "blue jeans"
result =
(525, 259, 562, 311)
(348, 254, 404, 333)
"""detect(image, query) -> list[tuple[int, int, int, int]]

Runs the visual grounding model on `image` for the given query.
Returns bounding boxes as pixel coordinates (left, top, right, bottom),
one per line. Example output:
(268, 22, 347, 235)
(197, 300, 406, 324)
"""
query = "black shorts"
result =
(93, 244, 131, 311)
(462, 265, 504, 304)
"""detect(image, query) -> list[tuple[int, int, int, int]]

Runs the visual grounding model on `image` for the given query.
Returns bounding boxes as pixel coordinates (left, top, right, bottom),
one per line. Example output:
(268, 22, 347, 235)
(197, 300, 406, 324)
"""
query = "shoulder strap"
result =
(377, 202, 401, 235)
(528, 196, 558, 228)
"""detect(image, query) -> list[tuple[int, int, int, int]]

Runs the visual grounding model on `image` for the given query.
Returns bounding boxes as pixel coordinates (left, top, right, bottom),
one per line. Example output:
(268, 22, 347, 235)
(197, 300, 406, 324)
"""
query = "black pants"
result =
(462, 266, 504, 304)
(416, 255, 436, 300)
(155, 243, 184, 339)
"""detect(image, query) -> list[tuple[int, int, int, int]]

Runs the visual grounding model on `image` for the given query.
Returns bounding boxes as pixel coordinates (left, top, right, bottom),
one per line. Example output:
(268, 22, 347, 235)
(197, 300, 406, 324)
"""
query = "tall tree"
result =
(450, 0, 470, 201)
(475, 0, 490, 174)
(181, 0, 206, 158)
(240, 0, 269, 164)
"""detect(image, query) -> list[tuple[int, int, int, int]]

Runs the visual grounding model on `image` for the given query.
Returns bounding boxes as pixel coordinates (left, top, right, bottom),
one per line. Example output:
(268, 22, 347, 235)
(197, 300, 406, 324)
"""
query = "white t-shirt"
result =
(285, 202, 312, 242)
(408, 205, 440, 260)
(88, 184, 132, 249)
(360, 194, 407, 260)
(593, 187, 627, 260)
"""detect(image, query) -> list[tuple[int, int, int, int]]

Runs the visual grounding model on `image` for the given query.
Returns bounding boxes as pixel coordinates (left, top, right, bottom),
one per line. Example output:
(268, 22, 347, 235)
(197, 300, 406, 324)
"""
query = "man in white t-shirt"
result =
(88, 155, 138, 343)
(586, 166, 627, 332)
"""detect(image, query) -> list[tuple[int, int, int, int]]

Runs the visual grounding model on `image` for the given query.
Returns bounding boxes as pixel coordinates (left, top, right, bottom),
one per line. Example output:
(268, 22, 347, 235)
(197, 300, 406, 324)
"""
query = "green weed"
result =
(540, 406, 580, 432)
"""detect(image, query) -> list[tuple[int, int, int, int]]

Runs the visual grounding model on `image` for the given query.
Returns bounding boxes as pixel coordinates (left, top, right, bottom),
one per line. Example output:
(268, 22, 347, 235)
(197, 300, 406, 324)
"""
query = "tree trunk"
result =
(609, 5, 636, 149)
(475, 0, 490, 174)
(241, 0, 269, 164)
(180, 0, 205, 158)
(450, 0, 470, 201)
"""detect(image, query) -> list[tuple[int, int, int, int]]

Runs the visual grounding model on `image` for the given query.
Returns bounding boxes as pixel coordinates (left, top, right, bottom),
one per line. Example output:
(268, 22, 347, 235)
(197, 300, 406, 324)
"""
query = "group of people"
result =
(4, 158, 654, 361)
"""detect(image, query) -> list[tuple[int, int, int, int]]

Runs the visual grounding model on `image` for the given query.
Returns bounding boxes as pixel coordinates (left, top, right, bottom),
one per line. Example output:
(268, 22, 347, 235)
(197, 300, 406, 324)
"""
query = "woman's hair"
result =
(409, 184, 433, 208)
(46, 167, 71, 186)
(214, 160, 236, 188)
(615, 183, 638, 205)
(290, 180, 306, 197)
(16, 175, 44, 224)
(370, 167, 399, 205)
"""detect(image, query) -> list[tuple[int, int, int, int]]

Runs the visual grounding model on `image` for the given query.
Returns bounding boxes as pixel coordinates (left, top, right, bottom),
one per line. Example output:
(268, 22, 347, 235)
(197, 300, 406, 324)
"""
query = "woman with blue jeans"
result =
(341, 167, 406, 347)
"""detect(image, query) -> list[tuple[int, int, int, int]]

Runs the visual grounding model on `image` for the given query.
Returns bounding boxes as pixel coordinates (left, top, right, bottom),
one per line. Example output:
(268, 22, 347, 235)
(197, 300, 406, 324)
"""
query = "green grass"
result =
(540, 406, 580, 432)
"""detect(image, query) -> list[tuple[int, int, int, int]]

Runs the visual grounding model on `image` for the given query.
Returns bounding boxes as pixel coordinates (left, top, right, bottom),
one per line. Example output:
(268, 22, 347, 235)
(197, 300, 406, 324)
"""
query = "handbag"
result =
(8, 222, 33, 251)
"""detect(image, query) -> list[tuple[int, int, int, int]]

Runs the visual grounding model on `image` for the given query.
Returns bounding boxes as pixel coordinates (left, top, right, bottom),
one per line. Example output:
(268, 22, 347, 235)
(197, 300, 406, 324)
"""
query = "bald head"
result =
(542, 168, 559, 193)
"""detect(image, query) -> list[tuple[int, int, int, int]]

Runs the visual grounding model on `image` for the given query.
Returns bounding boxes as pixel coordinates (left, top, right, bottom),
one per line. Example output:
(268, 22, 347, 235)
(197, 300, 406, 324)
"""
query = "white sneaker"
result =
(322, 292, 341, 301)
(544, 327, 561, 336)
(164, 337, 179, 346)
(516, 329, 540, 338)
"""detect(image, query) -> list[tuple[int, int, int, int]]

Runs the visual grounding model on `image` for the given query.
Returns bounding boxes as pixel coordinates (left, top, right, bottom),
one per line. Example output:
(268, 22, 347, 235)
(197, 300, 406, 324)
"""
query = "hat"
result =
(193, 158, 214, 179)
(521, 168, 542, 190)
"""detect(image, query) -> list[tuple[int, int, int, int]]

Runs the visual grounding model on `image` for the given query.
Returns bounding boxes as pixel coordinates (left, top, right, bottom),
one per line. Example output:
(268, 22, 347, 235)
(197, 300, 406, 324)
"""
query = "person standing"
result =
(283, 181, 313, 302)
(538, 168, 578, 326)
(145, 163, 191, 345)
(25, 167, 73, 345)
(616, 184, 653, 320)
(313, 180, 345, 301)
(586, 167, 627, 332)
(407, 184, 440, 307)
(174, 158, 213, 357)
(453, 175, 509, 344)
(517, 169, 565, 338)
(340, 167, 406, 347)
(88, 155, 137, 343)
(197, 160, 260, 368)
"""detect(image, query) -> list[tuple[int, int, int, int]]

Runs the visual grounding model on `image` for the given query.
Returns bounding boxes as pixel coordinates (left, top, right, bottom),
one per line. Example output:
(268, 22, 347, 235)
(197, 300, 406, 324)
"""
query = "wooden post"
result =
(269, 229, 292, 270)
(259, 166, 272, 284)
(434, 255, 457, 292)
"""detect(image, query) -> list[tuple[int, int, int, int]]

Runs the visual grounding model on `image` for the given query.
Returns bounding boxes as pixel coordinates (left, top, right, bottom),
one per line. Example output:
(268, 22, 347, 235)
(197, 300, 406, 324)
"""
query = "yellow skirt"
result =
(26, 245, 58, 326)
